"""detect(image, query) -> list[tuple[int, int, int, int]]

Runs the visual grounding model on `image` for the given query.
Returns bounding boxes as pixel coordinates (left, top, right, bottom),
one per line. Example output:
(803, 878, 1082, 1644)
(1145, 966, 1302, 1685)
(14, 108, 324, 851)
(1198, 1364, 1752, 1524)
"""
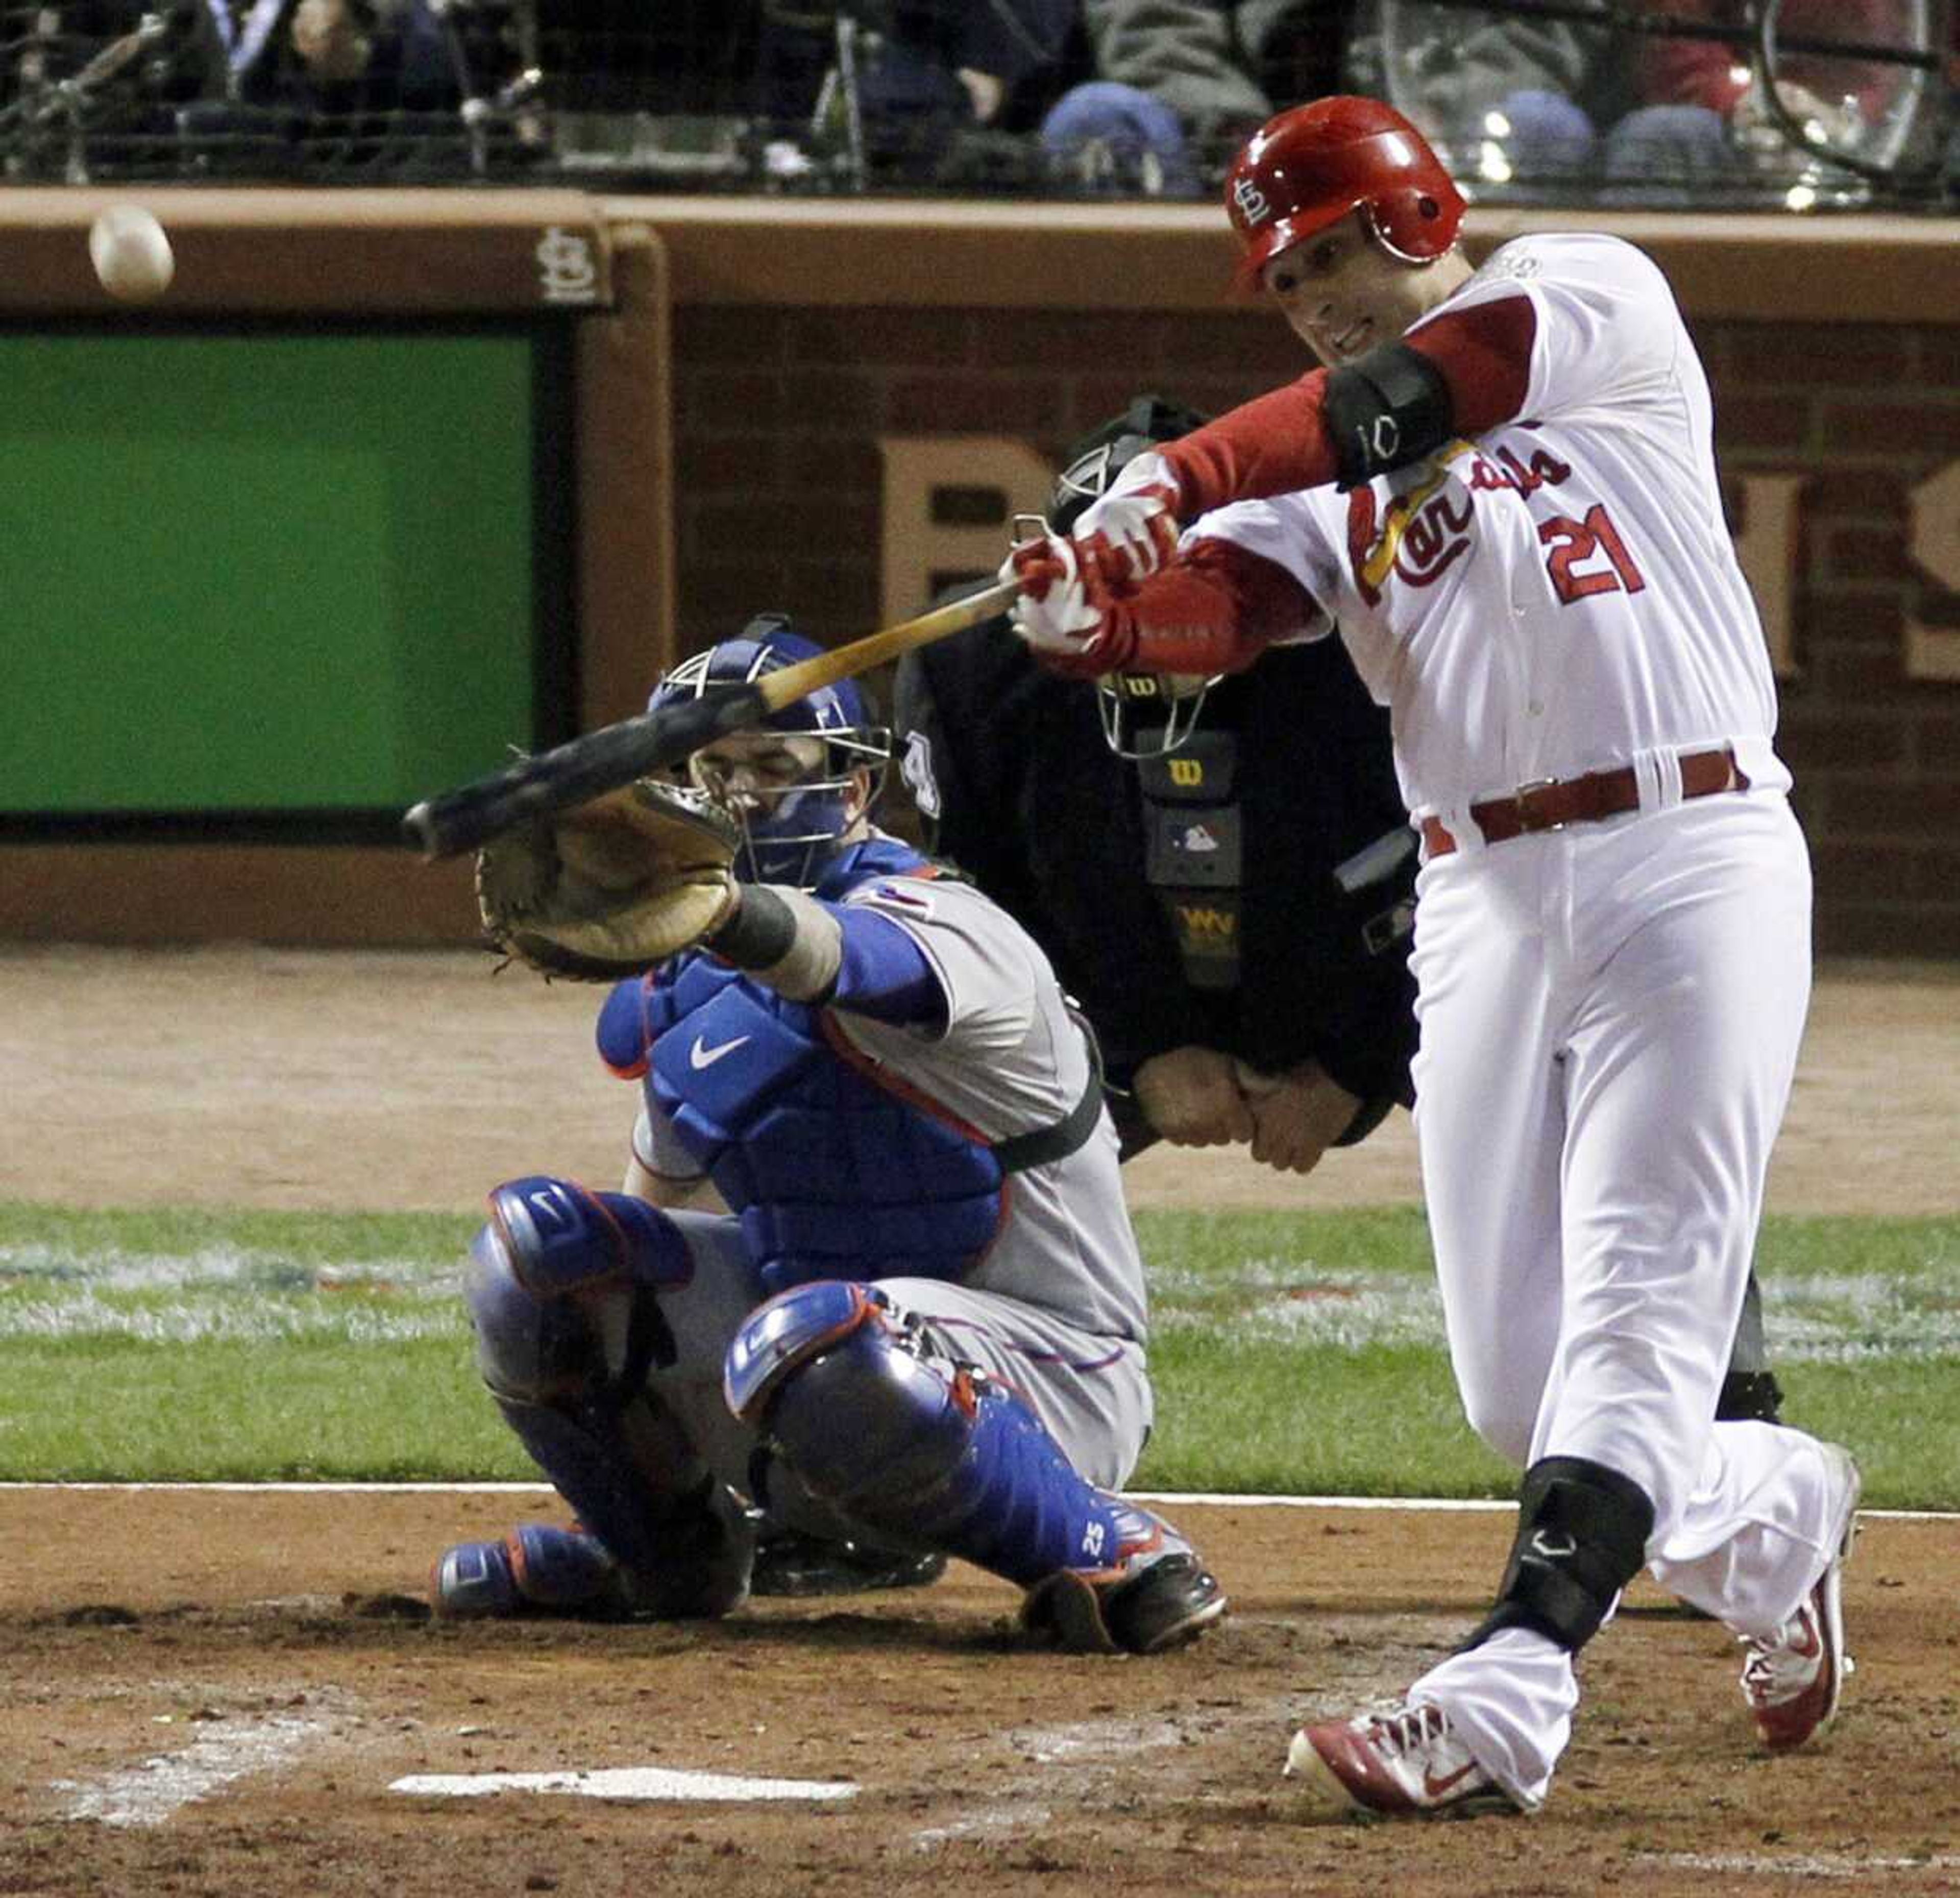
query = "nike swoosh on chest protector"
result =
(689, 1033, 752, 1071)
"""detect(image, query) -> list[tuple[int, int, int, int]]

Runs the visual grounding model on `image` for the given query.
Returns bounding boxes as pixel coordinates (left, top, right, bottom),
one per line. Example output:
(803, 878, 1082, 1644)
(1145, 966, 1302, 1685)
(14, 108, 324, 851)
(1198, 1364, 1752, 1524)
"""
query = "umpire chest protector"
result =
(599, 954, 1008, 1296)
(1134, 724, 1245, 993)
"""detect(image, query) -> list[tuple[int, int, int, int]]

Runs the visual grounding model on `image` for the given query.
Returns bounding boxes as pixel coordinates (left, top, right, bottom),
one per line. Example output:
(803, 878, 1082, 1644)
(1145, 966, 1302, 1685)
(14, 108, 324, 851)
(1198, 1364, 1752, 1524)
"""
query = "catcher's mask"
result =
(1044, 394, 1223, 761)
(1092, 667, 1216, 760)
(647, 615, 892, 887)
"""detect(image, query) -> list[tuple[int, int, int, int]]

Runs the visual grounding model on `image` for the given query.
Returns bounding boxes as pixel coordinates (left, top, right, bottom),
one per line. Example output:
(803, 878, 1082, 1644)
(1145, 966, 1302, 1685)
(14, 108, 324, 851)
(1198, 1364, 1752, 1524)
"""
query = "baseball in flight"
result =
(88, 204, 175, 303)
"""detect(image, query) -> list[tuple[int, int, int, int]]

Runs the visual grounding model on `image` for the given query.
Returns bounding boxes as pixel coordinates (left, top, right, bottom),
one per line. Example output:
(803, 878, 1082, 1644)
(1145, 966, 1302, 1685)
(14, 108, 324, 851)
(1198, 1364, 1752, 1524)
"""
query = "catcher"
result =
(430, 616, 1227, 1656)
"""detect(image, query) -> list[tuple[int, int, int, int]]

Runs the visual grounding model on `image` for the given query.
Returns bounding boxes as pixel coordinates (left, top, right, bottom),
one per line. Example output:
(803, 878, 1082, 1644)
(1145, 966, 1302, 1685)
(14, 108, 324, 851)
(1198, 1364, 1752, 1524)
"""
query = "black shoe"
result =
(1716, 1371, 1785, 1425)
(1022, 1550, 1228, 1656)
(748, 1530, 947, 1598)
(1103, 1551, 1229, 1653)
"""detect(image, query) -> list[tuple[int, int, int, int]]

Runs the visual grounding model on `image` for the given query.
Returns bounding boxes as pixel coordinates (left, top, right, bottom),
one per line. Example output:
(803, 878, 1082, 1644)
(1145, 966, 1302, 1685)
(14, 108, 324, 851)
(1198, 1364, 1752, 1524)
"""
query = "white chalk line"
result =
(389, 1767, 857, 1804)
(3, 1482, 1951, 1520)
(52, 1715, 856, 1823)
(912, 1803, 1053, 1847)
(908, 1714, 1206, 1851)
(1640, 1850, 1960, 1880)
(56, 1712, 331, 1828)
(909, 1692, 1320, 1853)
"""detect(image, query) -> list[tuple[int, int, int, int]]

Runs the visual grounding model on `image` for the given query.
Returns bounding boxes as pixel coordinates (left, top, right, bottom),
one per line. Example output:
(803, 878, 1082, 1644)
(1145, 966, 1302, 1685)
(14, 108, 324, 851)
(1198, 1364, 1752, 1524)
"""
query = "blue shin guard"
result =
(725, 1282, 1224, 1650)
(454, 1175, 751, 1618)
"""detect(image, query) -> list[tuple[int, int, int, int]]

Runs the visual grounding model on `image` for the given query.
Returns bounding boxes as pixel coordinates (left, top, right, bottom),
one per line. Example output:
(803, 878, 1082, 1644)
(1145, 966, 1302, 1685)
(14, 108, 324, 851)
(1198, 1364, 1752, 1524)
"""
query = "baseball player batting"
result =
(430, 618, 1226, 1658)
(1006, 97, 1858, 1817)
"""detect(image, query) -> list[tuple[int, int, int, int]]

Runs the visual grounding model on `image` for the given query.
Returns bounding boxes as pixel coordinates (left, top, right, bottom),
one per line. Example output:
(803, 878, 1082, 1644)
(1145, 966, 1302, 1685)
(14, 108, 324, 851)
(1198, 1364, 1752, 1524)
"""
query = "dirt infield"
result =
(6, 946, 1958, 1216)
(4, 1492, 1955, 1897)
(3, 947, 1957, 1894)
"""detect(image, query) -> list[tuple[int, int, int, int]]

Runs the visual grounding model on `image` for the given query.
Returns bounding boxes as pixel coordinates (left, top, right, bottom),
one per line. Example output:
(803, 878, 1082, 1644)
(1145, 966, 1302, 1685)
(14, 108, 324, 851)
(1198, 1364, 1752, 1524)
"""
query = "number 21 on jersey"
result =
(1539, 503, 1646, 605)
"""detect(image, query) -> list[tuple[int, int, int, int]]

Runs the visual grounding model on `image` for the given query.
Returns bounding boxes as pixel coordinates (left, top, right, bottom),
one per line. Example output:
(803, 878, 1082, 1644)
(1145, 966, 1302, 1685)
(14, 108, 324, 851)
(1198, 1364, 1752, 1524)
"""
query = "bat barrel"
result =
(401, 576, 1023, 862)
(400, 684, 765, 860)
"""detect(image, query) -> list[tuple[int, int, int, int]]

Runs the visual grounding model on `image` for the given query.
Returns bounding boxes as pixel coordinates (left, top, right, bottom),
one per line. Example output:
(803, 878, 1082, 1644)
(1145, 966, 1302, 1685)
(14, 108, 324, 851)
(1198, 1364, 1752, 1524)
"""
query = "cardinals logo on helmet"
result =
(1232, 176, 1273, 225)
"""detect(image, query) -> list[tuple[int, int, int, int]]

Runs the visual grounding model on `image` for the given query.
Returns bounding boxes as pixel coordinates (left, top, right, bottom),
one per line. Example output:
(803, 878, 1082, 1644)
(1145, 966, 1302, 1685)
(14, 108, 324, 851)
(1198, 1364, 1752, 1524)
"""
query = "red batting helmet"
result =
(1224, 96, 1465, 292)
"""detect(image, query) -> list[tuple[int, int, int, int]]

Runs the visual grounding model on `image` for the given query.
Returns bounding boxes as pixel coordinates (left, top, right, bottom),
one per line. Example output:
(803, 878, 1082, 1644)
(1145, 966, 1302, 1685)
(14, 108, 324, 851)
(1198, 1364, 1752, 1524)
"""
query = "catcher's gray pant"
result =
(641, 1210, 1154, 1544)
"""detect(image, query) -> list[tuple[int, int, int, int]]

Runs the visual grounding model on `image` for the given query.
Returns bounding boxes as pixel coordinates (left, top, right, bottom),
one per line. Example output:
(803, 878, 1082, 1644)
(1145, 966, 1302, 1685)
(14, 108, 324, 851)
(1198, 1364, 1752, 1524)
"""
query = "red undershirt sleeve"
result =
(1096, 536, 1321, 677)
(1156, 293, 1538, 515)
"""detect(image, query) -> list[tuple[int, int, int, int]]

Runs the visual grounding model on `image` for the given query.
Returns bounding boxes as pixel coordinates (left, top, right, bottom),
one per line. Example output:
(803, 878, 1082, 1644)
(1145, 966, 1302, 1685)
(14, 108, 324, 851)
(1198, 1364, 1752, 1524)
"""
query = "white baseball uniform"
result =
(1196, 233, 1845, 1806)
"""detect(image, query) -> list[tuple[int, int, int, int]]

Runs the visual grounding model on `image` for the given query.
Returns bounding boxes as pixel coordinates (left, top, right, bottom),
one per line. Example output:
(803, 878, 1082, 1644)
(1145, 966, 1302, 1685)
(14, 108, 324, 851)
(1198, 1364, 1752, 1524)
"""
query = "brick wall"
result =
(1699, 321, 1960, 958)
(671, 304, 1960, 958)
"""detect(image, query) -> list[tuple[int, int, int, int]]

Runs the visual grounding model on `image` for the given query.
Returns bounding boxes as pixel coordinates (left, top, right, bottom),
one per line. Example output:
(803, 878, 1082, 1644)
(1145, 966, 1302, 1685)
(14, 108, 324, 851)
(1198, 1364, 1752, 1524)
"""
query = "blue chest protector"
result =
(596, 839, 1006, 1296)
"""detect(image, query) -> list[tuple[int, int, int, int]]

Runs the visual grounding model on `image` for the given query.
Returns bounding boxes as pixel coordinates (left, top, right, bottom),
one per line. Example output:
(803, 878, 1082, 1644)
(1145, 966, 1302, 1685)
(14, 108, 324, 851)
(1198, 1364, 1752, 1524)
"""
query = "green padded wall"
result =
(1, 329, 542, 814)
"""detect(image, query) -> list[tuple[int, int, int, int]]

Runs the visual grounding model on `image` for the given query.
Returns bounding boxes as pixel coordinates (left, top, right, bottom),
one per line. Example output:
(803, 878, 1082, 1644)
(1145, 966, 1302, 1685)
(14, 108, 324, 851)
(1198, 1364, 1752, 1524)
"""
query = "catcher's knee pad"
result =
(484, 1174, 692, 1301)
(723, 1281, 969, 1499)
(724, 1281, 1139, 1591)
(1464, 1455, 1655, 1654)
(467, 1174, 691, 1405)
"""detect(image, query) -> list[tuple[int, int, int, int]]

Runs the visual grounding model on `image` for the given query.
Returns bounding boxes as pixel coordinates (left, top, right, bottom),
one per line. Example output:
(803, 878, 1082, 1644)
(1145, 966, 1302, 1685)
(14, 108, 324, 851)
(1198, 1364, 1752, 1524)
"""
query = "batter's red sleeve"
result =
(1157, 295, 1537, 515)
(1040, 536, 1319, 681)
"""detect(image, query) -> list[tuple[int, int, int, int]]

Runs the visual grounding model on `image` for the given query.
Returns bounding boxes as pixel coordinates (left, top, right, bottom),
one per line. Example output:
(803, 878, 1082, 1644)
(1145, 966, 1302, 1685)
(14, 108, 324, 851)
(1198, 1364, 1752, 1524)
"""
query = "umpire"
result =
(897, 396, 1417, 1177)
(894, 394, 1784, 1421)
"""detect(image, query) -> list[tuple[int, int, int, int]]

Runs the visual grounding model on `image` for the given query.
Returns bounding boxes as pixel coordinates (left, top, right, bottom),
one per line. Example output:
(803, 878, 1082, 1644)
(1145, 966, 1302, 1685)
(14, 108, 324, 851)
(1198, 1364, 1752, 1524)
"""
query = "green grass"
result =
(2, 1200, 1955, 1507)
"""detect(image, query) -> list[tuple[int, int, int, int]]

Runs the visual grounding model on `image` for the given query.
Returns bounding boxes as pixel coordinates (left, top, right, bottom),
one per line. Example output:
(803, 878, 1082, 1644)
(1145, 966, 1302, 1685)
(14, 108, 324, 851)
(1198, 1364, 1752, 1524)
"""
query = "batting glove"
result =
(1000, 534, 1138, 679)
(1071, 450, 1183, 584)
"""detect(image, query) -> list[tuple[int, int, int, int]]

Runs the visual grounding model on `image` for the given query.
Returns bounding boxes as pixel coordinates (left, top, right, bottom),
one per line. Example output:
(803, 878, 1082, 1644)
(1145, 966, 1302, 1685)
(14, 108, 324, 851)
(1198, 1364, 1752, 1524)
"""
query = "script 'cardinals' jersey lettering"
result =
(1197, 233, 1790, 821)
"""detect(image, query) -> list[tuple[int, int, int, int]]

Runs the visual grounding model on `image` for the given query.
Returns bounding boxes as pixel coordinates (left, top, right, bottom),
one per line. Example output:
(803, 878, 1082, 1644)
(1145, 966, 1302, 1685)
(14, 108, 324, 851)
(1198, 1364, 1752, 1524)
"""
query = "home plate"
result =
(389, 1767, 858, 1803)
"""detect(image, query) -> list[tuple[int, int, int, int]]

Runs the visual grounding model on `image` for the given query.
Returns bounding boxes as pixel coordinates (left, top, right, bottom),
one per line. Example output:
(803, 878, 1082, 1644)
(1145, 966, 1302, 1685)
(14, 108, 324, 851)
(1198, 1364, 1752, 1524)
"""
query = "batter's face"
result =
(1260, 211, 1456, 366)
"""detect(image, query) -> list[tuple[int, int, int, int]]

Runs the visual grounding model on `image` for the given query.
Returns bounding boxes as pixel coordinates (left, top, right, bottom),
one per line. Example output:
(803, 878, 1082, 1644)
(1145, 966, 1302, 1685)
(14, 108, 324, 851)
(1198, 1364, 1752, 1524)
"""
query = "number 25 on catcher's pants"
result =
(1539, 503, 1647, 605)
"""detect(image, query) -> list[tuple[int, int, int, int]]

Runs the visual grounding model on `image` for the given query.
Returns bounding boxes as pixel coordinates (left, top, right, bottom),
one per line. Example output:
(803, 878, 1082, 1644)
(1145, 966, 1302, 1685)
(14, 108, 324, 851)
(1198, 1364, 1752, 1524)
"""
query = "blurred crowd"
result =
(2, 0, 1952, 203)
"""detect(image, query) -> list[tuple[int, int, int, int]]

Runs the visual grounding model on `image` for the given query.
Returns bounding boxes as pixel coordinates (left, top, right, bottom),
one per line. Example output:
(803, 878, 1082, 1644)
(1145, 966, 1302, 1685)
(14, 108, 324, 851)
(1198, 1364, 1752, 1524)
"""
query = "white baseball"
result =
(89, 205, 175, 304)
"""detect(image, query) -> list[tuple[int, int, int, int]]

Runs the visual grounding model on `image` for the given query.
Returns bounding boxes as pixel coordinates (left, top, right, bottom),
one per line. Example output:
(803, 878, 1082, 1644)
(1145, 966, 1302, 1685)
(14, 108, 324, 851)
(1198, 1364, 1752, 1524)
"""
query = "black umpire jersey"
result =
(892, 618, 1419, 1141)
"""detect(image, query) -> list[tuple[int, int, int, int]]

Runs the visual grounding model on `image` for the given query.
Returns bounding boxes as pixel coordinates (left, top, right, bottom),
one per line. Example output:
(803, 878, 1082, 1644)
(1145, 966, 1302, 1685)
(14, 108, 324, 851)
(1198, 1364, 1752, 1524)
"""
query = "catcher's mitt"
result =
(475, 780, 741, 981)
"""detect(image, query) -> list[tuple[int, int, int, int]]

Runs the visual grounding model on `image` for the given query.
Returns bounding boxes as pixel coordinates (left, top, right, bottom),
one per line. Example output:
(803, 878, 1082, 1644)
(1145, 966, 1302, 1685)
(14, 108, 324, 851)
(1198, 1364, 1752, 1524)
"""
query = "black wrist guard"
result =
(704, 883, 799, 971)
(1323, 341, 1455, 490)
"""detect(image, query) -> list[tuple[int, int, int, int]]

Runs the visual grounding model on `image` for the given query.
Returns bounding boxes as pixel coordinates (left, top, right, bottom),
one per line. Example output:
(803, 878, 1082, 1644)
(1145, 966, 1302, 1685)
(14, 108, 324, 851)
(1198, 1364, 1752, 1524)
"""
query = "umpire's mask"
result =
(1047, 394, 1224, 762)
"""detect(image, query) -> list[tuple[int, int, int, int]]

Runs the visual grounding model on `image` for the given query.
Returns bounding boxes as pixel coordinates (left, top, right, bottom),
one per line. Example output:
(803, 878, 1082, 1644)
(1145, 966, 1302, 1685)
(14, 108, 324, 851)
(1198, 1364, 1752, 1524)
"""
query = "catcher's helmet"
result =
(647, 615, 891, 885)
(1224, 95, 1465, 292)
(1037, 397, 1221, 762)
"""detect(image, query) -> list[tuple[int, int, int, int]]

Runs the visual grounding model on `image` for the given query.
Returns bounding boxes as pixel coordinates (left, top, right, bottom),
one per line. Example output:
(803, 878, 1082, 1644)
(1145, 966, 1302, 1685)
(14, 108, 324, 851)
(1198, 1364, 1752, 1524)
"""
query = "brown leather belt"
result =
(1420, 746, 1746, 858)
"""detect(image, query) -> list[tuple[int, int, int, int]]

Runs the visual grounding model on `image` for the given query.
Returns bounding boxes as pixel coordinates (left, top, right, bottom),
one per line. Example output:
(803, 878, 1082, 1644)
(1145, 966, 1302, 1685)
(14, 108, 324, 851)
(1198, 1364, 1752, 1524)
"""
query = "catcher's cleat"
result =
(1739, 1442, 1860, 1752)
(431, 1484, 752, 1622)
(1020, 1507, 1227, 1656)
(749, 1530, 947, 1599)
(431, 1523, 629, 1620)
(1285, 1701, 1525, 1821)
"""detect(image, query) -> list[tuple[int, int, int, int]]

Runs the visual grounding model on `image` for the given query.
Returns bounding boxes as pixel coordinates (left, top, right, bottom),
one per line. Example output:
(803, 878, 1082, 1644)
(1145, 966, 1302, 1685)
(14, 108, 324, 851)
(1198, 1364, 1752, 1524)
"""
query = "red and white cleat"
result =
(1741, 1442, 1861, 1752)
(1284, 1700, 1523, 1821)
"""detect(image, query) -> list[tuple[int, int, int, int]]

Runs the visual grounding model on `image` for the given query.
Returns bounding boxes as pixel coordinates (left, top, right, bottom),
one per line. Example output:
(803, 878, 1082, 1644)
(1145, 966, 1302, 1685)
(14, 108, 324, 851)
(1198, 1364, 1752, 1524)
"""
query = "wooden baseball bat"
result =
(401, 577, 1021, 861)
